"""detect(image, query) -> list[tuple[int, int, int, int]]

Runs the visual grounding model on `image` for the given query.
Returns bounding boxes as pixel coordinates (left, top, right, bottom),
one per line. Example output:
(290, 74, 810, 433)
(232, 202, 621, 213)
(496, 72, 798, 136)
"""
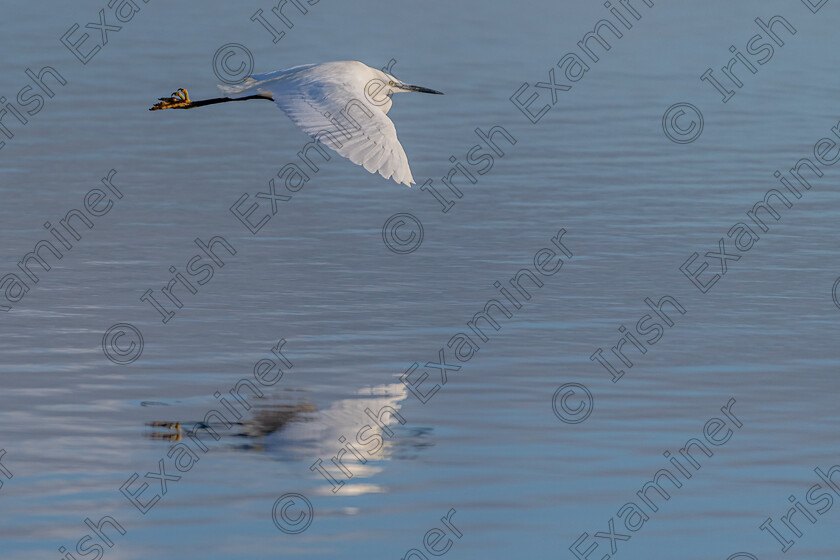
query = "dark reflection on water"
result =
(143, 384, 432, 466)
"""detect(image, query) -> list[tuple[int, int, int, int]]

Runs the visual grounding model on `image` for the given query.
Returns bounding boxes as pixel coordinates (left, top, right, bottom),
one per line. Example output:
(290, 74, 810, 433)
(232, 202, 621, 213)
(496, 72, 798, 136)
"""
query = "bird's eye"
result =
(389, 80, 394, 86)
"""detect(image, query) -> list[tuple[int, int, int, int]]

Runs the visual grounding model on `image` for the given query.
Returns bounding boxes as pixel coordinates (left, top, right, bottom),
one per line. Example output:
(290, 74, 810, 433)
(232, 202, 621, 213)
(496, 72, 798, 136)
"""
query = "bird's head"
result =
(383, 73, 444, 96)
(364, 67, 444, 102)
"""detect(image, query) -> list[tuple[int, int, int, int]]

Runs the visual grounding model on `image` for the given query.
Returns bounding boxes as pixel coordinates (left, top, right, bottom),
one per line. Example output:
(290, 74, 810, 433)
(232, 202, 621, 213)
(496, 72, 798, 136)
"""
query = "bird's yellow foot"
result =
(146, 421, 183, 441)
(149, 88, 192, 111)
(148, 421, 181, 430)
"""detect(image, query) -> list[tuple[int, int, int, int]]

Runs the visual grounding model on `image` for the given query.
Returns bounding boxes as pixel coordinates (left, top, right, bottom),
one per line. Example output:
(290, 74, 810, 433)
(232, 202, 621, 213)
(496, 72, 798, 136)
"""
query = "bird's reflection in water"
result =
(144, 384, 432, 492)
(145, 399, 320, 446)
(146, 421, 184, 442)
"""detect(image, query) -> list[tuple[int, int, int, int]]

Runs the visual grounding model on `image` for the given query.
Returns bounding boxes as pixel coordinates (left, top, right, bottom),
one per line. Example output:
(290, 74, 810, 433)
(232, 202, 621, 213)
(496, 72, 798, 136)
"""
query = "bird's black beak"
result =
(401, 83, 444, 95)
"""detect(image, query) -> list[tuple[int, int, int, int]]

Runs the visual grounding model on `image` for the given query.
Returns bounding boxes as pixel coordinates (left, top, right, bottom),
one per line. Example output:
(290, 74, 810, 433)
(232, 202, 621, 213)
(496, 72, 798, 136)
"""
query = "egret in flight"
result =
(150, 61, 443, 186)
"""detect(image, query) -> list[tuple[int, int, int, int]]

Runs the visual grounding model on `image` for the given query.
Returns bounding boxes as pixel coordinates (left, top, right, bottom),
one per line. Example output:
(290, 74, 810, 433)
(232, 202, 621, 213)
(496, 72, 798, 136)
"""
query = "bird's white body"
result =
(219, 61, 440, 186)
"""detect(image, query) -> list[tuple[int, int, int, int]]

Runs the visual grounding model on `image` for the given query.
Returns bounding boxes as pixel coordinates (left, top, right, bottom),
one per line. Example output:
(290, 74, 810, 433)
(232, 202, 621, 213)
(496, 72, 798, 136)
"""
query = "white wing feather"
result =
(220, 62, 414, 186)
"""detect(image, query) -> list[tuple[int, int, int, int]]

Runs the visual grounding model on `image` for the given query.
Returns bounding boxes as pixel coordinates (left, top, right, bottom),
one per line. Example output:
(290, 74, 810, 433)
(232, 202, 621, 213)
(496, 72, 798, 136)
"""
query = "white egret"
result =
(150, 61, 443, 186)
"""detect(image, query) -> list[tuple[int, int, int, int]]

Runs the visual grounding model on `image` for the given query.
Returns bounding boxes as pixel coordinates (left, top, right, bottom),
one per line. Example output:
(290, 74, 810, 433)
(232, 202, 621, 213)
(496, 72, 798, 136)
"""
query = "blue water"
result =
(2, 0, 840, 558)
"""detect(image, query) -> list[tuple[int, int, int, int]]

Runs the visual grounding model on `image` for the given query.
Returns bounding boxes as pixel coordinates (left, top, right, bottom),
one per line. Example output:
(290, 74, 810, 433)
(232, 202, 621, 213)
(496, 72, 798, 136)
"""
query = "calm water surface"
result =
(1, 1, 839, 558)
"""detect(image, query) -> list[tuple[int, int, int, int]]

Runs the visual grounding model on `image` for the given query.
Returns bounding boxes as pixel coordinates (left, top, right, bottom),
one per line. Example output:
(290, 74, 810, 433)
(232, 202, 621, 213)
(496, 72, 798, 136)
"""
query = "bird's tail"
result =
(218, 65, 316, 99)
(217, 69, 293, 99)
(217, 79, 258, 99)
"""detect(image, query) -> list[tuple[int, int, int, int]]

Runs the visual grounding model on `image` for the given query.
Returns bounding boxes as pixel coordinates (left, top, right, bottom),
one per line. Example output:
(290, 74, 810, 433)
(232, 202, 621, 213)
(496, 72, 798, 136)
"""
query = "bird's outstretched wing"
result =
(220, 64, 414, 186)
